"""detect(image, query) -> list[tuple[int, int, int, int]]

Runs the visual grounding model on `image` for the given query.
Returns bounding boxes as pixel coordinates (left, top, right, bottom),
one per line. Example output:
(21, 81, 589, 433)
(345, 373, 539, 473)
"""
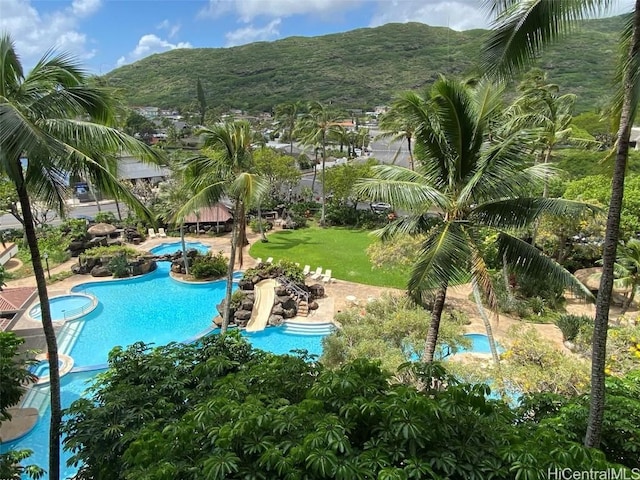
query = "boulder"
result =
(236, 318, 249, 328)
(241, 299, 254, 311)
(308, 284, 325, 299)
(271, 304, 284, 316)
(308, 301, 319, 310)
(245, 293, 255, 302)
(239, 278, 254, 291)
(139, 261, 156, 275)
(251, 275, 263, 285)
(280, 296, 297, 311)
(234, 309, 252, 321)
(275, 295, 291, 305)
(212, 316, 223, 327)
(282, 308, 296, 319)
(275, 285, 288, 296)
(171, 263, 183, 274)
(90, 265, 111, 277)
(268, 315, 284, 326)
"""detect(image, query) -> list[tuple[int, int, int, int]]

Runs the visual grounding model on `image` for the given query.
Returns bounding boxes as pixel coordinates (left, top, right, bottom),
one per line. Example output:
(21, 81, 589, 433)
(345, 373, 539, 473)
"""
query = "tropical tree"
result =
(196, 78, 207, 126)
(610, 238, 640, 314)
(295, 101, 341, 225)
(0, 34, 162, 478)
(377, 100, 418, 170)
(355, 77, 594, 364)
(178, 121, 267, 332)
(483, 0, 640, 449)
(274, 101, 302, 155)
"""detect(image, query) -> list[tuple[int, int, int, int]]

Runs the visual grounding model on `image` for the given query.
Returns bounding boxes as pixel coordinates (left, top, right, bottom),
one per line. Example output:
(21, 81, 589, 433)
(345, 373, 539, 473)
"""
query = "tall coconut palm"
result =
(377, 101, 418, 170)
(483, 0, 640, 449)
(274, 101, 302, 155)
(295, 101, 341, 225)
(0, 35, 162, 478)
(178, 121, 267, 332)
(355, 77, 594, 363)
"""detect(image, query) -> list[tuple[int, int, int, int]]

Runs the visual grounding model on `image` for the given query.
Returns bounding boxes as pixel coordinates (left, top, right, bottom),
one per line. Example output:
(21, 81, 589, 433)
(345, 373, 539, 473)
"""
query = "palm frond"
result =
(354, 165, 449, 211)
(372, 212, 442, 240)
(497, 232, 594, 300)
(610, 12, 639, 136)
(470, 198, 601, 230)
(0, 34, 23, 98)
(408, 222, 472, 300)
(483, 0, 615, 78)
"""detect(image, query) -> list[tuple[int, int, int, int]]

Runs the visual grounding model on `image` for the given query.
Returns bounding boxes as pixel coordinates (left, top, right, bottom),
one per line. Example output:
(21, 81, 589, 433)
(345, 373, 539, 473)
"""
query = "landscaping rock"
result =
(308, 284, 325, 299)
(236, 318, 249, 328)
(90, 265, 111, 277)
(212, 316, 223, 327)
(235, 310, 252, 321)
(251, 275, 262, 285)
(282, 308, 296, 319)
(271, 304, 284, 316)
(245, 293, 255, 302)
(139, 261, 156, 275)
(241, 299, 254, 311)
(309, 301, 319, 310)
(239, 278, 254, 291)
(171, 263, 183, 274)
(280, 296, 297, 311)
(275, 285, 288, 296)
(268, 315, 284, 326)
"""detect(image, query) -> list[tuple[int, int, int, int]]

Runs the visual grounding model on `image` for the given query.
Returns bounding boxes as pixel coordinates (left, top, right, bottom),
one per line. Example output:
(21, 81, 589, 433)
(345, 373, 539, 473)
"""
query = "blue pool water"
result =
(1, 246, 330, 478)
(457, 333, 504, 355)
(151, 241, 210, 256)
(29, 294, 95, 322)
(29, 360, 63, 378)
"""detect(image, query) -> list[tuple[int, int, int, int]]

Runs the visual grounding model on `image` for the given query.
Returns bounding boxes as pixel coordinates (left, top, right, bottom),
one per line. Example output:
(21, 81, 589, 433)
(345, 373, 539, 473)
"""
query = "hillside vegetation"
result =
(105, 16, 623, 113)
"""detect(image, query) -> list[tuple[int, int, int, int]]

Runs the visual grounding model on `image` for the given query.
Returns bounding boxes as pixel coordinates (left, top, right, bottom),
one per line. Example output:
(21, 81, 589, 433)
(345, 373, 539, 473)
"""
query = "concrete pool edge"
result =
(28, 292, 98, 323)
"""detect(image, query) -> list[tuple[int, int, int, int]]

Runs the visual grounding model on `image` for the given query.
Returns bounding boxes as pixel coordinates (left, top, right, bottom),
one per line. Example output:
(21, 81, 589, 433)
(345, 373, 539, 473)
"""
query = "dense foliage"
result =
(104, 18, 622, 113)
(190, 251, 228, 279)
(63, 334, 626, 479)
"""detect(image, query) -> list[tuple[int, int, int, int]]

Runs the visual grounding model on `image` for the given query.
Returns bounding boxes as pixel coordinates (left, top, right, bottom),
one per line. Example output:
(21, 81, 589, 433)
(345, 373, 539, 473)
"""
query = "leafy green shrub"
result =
(108, 255, 130, 278)
(276, 260, 305, 283)
(230, 289, 246, 309)
(61, 218, 89, 241)
(83, 245, 138, 259)
(286, 212, 308, 229)
(556, 314, 592, 342)
(94, 212, 117, 224)
(190, 251, 227, 279)
(297, 153, 313, 170)
(249, 218, 272, 233)
(289, 201, 320, 218)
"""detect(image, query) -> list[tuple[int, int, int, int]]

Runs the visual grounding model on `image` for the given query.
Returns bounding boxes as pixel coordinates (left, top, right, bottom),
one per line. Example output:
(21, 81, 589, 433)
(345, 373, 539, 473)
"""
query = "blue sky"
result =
(0, 0, 634, 74)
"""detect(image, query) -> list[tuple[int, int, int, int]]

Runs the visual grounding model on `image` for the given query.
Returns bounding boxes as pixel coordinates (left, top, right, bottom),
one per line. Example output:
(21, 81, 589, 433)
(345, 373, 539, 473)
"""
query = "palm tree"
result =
(355, 77, 594, 363)
(0, 35, 162, 478)
(377, 102, 418, 170)
(610, 238, 640, 315)
(274, 101, 301, 155)
(178, 121, 267, 332)
(483, 0, 640, 449)
(295, 101, 341, 225)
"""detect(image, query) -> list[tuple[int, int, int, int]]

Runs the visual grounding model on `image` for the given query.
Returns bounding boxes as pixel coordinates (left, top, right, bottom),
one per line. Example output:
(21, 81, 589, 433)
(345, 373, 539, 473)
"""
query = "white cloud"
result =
(200, 0, 357, 22)
(116, 34, 193, 67)
(157, 18, 181, 38)
(0, 0, 101, 66)
(370, 0, 487, 31)
(225, 19, 282, 47)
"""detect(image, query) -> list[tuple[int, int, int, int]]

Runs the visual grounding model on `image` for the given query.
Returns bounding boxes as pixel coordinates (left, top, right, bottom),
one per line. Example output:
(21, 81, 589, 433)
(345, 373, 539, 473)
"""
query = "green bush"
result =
(108, 255, 130, 278)
(249, 218, 272, 233)
(190, 251, 228, 279)
(556, 314, 593, 342)
(230, 290, 247, 309)
(94, 212, 117, 224)
(83, 245, 139, 259)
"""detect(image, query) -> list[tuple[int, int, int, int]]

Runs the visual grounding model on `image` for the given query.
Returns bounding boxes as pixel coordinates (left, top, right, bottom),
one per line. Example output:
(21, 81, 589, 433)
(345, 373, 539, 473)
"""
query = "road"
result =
(0, 201, 126, 230)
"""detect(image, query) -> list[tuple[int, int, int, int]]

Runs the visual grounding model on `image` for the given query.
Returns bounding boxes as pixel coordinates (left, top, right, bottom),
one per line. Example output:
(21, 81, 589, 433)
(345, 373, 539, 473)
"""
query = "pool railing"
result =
(62, 293, 98, 321)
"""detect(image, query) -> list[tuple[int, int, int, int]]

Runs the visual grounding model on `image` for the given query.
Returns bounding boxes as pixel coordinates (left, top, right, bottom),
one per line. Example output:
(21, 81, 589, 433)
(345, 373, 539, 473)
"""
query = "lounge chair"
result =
(256, 257, 263, 265)
(302, 265, 311, 276)
(157, 227, 167, 238)
(148, 228, 157, 239)
(266, 257, 274, 264)
(321, 269, 333, 283)
(310, 267, 323, 280)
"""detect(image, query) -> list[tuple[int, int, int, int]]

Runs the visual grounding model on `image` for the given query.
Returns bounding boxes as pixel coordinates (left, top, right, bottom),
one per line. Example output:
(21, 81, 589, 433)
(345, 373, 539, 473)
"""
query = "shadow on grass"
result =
(260, 230, 322, 251)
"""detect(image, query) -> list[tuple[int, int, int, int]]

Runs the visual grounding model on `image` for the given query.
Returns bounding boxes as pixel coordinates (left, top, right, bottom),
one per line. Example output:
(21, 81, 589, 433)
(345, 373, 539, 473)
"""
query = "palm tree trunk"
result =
(621, 287, 636, 315)
(236, 202, 246, 269)
(311, 161, 317, 194)
(222, 201, 241, 332)
(16, 179, 61, 480)
(407, 135, 414, 171)
(257, 203, 267, 242)
(422, 285, 448, 362)
(115, 199, 122, 221)
(471, 280, 501, 366)
(320, 135, 327, 226)
(180, 224, 189, 275)
(586, 1, 640, 449)
(542, 147, 552, 198)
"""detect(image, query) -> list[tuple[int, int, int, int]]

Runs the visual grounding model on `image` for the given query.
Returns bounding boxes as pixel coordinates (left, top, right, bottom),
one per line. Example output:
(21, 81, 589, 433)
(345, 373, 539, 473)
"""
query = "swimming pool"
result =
(1, 253, 329, 478)
(151, 241, 210, 256)
(457, 333, 504, 355)
(28, 294, 97, 322)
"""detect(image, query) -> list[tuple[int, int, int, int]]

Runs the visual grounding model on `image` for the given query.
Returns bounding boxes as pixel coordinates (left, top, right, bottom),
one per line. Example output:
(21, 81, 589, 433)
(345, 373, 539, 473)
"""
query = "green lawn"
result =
(248, 226, 409, 289)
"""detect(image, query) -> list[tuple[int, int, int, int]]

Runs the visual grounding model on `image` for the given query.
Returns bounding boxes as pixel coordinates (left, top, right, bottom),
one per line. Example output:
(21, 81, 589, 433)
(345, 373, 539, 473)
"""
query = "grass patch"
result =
(249, 225, 409, 289)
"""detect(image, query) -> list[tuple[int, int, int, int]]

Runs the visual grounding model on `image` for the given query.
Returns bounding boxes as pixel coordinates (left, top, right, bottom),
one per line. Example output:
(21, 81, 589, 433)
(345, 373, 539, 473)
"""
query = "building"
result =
(117, 152, 170, 185)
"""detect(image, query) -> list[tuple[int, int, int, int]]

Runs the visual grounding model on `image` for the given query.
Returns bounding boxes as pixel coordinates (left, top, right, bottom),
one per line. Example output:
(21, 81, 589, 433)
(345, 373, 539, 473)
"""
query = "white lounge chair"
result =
(148, 228, 157, 239)
(266, 257, 274, 264)
(321, 269, 333, 283)
(157, 227, 167, 238)
(310, 267, 323, 280)
(302, 265, 311, 276)
(256, 257, 263, 265)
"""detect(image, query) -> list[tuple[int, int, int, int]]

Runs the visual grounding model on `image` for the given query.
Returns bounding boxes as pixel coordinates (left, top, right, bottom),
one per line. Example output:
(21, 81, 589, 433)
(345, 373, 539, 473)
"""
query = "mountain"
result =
(105, 17, 623, 114)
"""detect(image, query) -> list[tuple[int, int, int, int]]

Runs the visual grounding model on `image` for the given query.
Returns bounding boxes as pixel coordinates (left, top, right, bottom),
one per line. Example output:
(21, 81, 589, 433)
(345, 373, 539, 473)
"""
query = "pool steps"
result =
(281, 320, 335, 336)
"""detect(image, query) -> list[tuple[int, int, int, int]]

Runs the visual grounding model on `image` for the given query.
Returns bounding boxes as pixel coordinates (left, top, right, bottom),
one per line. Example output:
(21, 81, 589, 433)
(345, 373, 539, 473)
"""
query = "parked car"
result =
(370, 202, 392, 213)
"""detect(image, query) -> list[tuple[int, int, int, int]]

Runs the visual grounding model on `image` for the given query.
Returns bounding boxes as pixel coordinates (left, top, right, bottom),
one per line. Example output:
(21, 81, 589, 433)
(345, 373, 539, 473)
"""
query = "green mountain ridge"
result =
(105, 16, 624, 113)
